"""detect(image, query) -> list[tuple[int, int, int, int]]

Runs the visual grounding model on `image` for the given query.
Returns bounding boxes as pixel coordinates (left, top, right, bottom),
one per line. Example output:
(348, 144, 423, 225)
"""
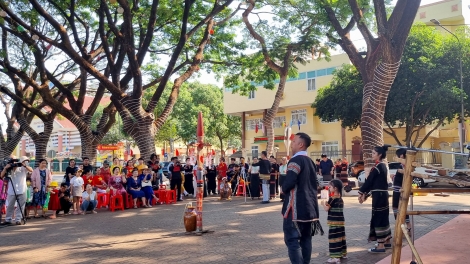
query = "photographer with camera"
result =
(0, 156, 33, 226)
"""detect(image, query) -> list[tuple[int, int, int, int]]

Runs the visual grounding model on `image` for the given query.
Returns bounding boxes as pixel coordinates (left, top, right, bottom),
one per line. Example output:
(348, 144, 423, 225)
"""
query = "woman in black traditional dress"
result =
(183, 158, 194, 196)
(206, 159, 217, 195)
(269, 156, 279, 200)
(358, 145, 392, 253)
(249, 157, 260, 199)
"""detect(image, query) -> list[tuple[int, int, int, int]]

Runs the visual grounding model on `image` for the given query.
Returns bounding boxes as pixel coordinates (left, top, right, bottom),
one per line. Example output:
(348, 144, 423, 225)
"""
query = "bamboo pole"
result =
(400, 224, 423, 264)
(391, 150, 416, 264)
(407, 210, 470, 215)
(401, 188, 470, 193)
(392, 157, 420, 167)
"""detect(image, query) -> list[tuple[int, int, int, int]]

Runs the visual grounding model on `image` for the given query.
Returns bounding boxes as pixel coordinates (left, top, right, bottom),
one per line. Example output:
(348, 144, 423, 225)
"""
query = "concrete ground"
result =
(0, 190, 468, 264)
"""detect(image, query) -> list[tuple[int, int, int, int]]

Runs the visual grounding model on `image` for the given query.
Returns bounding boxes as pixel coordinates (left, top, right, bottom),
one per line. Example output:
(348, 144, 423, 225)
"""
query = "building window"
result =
(320, 118, 338, 123)
(251, 146, 259, 158)
(322, 141, 339, 154)
(291, 109, 307, 125)
(248, 90, 255, 99)
(273, 116, 286, 128)
(307, 78, 316, 91)
(246, 118, 264, 131)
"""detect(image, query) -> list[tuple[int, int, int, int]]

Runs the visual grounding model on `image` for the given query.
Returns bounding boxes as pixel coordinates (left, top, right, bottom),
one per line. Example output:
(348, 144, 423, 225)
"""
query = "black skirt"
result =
(269, 174, 276, 198)
(184, 173, 194, 194)
(368, 191, 391, 243)
(250, 173, 260, 197)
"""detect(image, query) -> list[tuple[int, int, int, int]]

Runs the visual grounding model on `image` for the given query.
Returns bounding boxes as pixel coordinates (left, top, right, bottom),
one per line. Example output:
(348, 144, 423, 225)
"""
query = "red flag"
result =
(175, 149, 180, 156)
(232, 149, 236, 154)
(211, 149, 215, 155)
(161, 149, 165, 156)
(255, 123, 259, 133)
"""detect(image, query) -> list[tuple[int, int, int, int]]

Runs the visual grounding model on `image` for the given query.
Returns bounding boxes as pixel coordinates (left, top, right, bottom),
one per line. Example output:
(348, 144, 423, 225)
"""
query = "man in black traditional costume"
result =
(282, 132, 322, 263)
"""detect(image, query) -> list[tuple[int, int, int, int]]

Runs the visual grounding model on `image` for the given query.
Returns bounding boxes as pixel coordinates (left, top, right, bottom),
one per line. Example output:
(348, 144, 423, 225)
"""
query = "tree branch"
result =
(417, 119, 444, 148)
(242, 0, 282, 73)
(384, 122, 402, 146)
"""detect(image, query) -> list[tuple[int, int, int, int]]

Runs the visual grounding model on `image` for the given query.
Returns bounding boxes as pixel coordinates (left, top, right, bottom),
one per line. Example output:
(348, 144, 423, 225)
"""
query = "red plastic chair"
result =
(127, 194, 143, 208)
(166, 189, 177, 204)
(109, 190, 124, 212)
(156, 184, 171, 204)
(97, 193, 109, 209)
(237, 184, 245, 196)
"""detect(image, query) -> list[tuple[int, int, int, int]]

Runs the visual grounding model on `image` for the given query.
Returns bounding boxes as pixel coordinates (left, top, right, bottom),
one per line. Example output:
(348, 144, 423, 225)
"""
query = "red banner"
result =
(254, 135, 285, 142)
(97, 145, 120, 150)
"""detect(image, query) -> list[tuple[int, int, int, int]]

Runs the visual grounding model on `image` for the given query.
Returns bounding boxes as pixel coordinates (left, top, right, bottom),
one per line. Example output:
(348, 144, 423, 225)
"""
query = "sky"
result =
(0, 0, 455, 132)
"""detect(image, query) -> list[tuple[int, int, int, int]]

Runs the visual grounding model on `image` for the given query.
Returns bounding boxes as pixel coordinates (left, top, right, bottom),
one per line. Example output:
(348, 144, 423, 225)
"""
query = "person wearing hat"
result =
(46, 181, 60, 219)
(100, 160, 112, 184)
(0, 156, 33, 225)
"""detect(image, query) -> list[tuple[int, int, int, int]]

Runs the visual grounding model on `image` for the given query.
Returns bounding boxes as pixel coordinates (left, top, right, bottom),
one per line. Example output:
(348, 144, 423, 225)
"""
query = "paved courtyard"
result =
(0, 191, 467, 264)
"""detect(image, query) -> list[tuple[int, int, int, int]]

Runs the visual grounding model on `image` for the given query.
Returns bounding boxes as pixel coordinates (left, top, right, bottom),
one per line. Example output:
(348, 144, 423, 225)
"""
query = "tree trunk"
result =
(0, 125, 23, 160)
(263, 74, 288, 157)
(217, 132, 224, 158)
(169, 138, 174, 158)
(360, 60, 400, 170)
(77, 129, 95, 160)
(18, 117, 54, 167)
(124, 112, 156, 160)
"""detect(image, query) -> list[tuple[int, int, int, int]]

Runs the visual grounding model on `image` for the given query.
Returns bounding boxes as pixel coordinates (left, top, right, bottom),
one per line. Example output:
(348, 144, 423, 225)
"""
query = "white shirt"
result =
(71, 176, 84, 187)
(250, 165, 260, 174)
(82, 190, 97, 201)
(7, 167, 28, 196)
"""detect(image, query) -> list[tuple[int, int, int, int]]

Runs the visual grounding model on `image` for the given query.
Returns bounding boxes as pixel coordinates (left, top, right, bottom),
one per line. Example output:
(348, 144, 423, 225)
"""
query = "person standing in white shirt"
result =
(0, 156, 33, 225)
(70, 173, 84, 214)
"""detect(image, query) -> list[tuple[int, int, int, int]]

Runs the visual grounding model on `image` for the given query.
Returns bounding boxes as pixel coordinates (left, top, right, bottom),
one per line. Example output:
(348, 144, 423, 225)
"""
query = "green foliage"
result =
(224, 0, 333, 96)
(152, 82, 241, 150)
(313, 25, 465, 145)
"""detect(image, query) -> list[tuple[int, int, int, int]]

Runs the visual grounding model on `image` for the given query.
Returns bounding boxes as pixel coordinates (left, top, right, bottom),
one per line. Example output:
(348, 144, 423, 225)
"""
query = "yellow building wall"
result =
(244, 107, 363, 155)
(224, 53, 351, 114)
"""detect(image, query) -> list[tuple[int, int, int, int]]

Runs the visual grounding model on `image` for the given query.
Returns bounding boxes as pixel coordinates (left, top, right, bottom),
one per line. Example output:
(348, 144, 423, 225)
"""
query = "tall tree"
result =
(226, 0, 328, 156)
(317, 0, 422, 170)
(313, 25, 465, 148)
(0, 2, 117, 162)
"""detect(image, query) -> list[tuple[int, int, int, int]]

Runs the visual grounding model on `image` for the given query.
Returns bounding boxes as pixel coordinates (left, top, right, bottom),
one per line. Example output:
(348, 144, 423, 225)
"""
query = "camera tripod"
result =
(232, 167, 252, 203)
(0, 173, 27, 227)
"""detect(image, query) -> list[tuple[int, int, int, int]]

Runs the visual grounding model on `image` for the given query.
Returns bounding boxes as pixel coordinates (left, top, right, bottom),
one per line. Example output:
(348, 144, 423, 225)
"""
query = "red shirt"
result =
(93, 175, 107, 188)
(126, 166, 134, 177)
(82, 176, 94, 187)
(101, 167, 111, 183)
(217, 163, 227, 177)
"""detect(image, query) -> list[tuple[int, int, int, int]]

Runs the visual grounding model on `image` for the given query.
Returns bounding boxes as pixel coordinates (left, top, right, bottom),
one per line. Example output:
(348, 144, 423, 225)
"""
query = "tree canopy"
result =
(0, 0, 244, 159)
(313, 25, 465, 147)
